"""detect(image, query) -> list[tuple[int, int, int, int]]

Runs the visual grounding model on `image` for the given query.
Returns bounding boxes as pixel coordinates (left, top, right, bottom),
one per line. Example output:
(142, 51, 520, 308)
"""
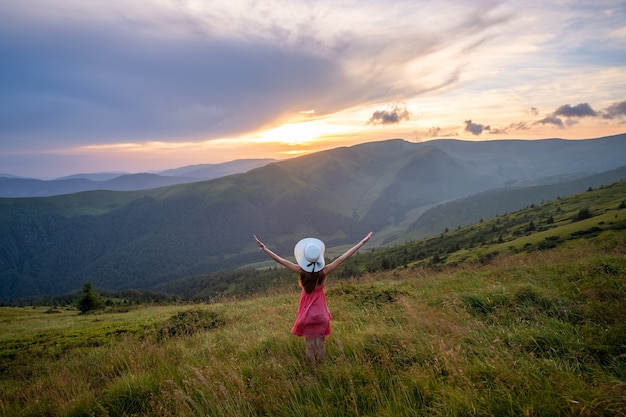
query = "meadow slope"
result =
(1, 232, 625, 416)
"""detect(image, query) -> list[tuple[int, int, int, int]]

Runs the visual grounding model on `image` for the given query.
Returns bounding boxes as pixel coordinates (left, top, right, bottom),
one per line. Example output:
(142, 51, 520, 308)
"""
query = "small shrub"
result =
(102, 373, 159, 417)
(572, 208, 593, 222)
(538, 239, 557, 250)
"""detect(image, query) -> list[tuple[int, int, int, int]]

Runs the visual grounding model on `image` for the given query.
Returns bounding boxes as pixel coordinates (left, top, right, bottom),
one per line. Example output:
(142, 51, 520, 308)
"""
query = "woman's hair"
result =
(299, 269, 326, 294)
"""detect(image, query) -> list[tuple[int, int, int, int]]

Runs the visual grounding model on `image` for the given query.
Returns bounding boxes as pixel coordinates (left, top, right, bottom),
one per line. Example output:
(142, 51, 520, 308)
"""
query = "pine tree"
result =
(75, 282, 104, 313)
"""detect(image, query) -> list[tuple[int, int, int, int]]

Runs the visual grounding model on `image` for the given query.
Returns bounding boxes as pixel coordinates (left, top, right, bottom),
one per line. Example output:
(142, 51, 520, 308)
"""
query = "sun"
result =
(256, 121, 321, 146)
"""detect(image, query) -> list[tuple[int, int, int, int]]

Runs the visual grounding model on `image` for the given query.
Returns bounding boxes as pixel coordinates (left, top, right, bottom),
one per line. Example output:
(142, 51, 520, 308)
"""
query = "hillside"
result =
(1, 135, 625, 302)
(1, 230, 624, 415)
(402, 165, 626, 241)
(153, 174, 626, 300)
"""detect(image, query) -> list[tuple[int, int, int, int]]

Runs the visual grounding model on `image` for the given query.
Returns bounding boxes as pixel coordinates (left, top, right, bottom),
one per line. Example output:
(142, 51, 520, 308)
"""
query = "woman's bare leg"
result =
(305, 338, 316, 363)
(314, 337, 326, 362)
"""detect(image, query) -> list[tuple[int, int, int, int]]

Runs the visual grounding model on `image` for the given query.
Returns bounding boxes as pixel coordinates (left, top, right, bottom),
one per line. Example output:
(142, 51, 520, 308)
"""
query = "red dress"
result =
(291, 284, 331, 338)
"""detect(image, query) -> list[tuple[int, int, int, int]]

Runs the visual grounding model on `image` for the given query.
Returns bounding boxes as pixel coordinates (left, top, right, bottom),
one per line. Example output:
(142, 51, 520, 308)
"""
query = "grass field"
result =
(1, 231, 625, 416)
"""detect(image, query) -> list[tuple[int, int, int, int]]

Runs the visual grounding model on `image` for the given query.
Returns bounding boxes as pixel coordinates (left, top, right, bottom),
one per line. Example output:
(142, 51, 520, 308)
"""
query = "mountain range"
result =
(0, 159, 277, 197)
(1, 134, 625, 302)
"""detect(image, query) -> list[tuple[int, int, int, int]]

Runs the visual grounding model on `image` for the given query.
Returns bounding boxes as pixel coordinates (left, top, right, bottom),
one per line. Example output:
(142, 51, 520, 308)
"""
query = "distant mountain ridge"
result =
(57, 173, 130, 181)
(157, 159, 277, 179)
(0, 159, 277, 197)
(1, 134, 625, 301)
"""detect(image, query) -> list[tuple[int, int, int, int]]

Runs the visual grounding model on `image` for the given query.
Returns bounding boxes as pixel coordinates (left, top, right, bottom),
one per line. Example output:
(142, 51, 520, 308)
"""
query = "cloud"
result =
(465, 99, 624, 136)
(0, 0, 516, 151)
(533, 102, 603, 129)
(553, 103, 598, 118)
(602, 100, 626, 119)
(414, 126, 458, 140)
(464, 119, 490, 135)
(536, 115, 564, 128)
(0, 15, 356, 148)
(2, 0, 625, 176)
(369, 103, 411, 125)
(426, 127, 441, 137)
(489, 121, 530, 134)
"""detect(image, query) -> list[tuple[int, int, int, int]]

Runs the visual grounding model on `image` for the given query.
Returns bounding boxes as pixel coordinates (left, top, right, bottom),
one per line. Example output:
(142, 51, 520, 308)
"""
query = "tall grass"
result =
(1, 234, 625, 416)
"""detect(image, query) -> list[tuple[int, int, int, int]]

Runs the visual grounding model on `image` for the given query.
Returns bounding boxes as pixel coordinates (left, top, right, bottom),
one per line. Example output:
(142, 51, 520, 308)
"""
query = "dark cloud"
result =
(602, 100, 626, 119)
(368, 103, 411, 125)
(464, 119, 490, 135)
(532, 102, 598, 129)
(465, 100, 621, 137)
(531, 102, 611, 129)
(536, 115, 564, 127)
(553, 103, 598, 118)
(0, 15, 353, 148)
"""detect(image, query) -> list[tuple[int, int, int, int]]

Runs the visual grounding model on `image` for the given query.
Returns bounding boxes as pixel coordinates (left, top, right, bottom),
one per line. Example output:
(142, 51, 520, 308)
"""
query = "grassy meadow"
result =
(1, 231, 625, 416)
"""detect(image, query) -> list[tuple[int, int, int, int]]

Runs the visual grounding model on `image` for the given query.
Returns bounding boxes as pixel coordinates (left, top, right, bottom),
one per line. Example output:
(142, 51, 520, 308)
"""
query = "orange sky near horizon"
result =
(63, 112, 626, 174)
(1, 0, 625, 178)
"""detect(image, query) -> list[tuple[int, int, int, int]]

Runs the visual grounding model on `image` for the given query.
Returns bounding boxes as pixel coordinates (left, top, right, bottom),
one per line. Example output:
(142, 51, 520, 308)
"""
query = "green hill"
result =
(1, 220, 624, 415)
(402, 165, 626, 241)
(1, 135, 626, 302)
(1, 173, 625, 415)
(152, 175, 626, 301)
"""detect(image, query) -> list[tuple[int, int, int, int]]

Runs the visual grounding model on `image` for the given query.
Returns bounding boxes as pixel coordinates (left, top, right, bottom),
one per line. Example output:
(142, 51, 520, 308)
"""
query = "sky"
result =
(1, 0, 625, 179)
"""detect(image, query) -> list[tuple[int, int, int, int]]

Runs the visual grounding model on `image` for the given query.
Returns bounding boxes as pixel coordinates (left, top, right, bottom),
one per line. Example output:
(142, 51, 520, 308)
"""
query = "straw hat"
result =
(294, 238, 325, 273)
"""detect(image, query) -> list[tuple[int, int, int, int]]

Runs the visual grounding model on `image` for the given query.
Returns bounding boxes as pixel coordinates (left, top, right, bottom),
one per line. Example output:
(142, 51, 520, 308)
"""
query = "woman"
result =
(253, 232, 373, 364)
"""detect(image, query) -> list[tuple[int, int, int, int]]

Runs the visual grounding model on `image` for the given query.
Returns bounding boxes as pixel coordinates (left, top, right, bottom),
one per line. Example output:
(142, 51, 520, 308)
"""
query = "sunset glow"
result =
(1, 0, 625, 178)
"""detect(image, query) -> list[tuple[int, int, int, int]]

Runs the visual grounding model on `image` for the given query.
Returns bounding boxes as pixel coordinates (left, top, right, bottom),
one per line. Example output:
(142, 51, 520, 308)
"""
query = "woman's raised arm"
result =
(323, 232, 373, 275)
(254, 235, 301, 273)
